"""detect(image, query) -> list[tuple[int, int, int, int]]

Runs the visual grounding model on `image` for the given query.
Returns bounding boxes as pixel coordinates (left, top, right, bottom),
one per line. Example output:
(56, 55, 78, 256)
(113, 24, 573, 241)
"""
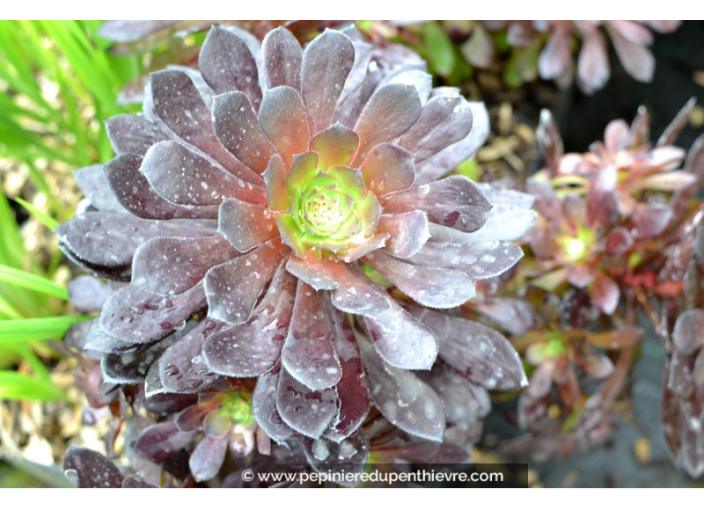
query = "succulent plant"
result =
(58, 24, 533, 482)
(461, 20, 681, 93)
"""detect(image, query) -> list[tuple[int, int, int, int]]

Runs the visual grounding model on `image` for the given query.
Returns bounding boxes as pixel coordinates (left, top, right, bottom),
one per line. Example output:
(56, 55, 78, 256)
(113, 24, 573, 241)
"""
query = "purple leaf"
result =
(303, 431, 369, 481)
(276, 367, 338, 439)
(63, 446, 123, 488)
(159, 320, 228, 393)
(286, 255, 340, 290)
(364, 251, 475, 309)
(353, 84, 422, 164)
(134, 422, 195, 462)
(474, 298, 535, 336)
(140, 141, 266, 207)
(212, 91, 276, 174)
(310, 123, 360, 170)
(323, 298, 369, 441)
(252, 369, 294, 443)
(411, 307, 527, 391)
(204, 238, 288, 324)
(262, 27, 302, 90)
(281, 281, 341, 390)
(56, 212, 216, 268)
(189, 435, 229, 482)
(673, 310, 704, 356)
(263, 155, 290, 212)
(357, 335, 445, 442)
(382, 176, 492, 233)
(74, 165, 127, 214)
(199, 26, 262, 107)
(329, 264, 391, 318)
(301, 29, 355, 134)
(359, 143, 415, 195)
(132, 235, 239, 296)
(408, 238, 524, 280)
(105, 114, 168, 156)
(218, 198, 278, 251)
(259, 86, 310, 167)
(100, 284, 206, 347)
(150, 70, 262, 185)
(398, 95, 473, 162)
(362, 302, 438, 370)
(377, 212, 430, 259)
(203, 261, 296, 377)
(105, 154, 219, 220)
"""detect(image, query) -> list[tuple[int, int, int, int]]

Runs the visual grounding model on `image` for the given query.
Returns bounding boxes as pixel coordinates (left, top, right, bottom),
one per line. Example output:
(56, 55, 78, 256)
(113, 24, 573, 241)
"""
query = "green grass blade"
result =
(14, 197, 59, 230)
(0, 265, 68, 300)
(0, 316, 91, 343)
(0, 371, 64, 401)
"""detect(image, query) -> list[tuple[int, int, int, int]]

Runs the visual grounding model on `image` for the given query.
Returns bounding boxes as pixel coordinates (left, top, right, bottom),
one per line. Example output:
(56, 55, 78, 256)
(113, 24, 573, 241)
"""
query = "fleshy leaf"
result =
(329, 264, 392, 318)
(365, 251, 475, 309)
(408, 238, 524, 280)
(74, 165, 127, 214)
(56, 212, 216, 268)
(301, 29, 355, 134)
(134, 422, 195, 462)
(673, 310, 704, 356)
(159, 320, 228, 393)
(309, 123, 360, 170)
(199, 26, 262, 107)
(281, 281, 341, 390)
(140, 141, 265, 206)
(362, 301, 438, 370)
(398, 95, 473, 162)
(258, 86, 310, 167)
(189, 435, 229, 482)
(100, 284, 206, 347)
(204, 238, 288, 324)
(262, 27, 302, 90)
(212, 91, 275, 174)
(360, 143, 415, 195)
(323, 297, 369, 441)
(218, 198, 278, 252)
(106, 114, 168, 157)
(263, 155, 290, 212)
(105, 154, 219, 220)
(203, 261, 296, 377)
(276, 367, 338, 439)
(63, 446, 123, 488)
(286, 255, 340, 290)
(411, 307, 527, 391)
(357, 335, 444, 442)
(132, 235, 239, 296)
(252, 369, 294, 443)
(377, 212, 430, 259)
(353, 84, 422, 165)
(383, 176, 492, 233)
(150, 70, 261, 184)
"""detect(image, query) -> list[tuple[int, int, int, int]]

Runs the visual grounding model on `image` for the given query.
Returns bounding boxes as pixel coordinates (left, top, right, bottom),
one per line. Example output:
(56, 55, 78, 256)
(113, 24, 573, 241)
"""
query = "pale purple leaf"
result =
(63, 446, 123, 488)
(252, 369, 294, 443)
(258, 86, 310, 167)
(282, 281, 341, 390)
(359, 143, 415, 195)
(364, 251, 475, 309)
(276, 367, 338, 439)
(377, 212, 430, 259)
(212, 91, 275, 174)
(411, 307, 527, 391)
(105, 114, 167, 156)
(357, 335, 445, 442)
(204, 238, 288, 324)
(140, 141, 266, 206)
(132, 235, 238, 296)
(382, 176, 491, 233)
(203, 261, 296, 377)
(673, 310, 704, 356)
(218, 198, 277, 251)
(262, 27, 302, 90)
(301, 29, 355, 134)
(189, 435, 228, 482)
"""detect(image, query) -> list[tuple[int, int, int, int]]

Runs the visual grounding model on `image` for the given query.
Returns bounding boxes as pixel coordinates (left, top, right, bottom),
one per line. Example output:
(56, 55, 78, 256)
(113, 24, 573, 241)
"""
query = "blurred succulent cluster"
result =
(465, 100, 704, 472)
(365, 20, 680, 94)
(57, 23, 536, 486)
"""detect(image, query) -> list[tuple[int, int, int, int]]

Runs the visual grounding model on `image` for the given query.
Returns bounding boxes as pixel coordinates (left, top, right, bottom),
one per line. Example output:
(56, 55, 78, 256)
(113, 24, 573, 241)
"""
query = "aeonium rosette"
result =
(57, 25, 532, 453)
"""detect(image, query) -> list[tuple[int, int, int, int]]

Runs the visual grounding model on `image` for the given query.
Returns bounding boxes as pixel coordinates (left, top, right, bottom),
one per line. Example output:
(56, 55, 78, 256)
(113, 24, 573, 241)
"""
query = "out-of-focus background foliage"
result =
(0, 20, 142, 487)
(0, 20, 703, 488)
